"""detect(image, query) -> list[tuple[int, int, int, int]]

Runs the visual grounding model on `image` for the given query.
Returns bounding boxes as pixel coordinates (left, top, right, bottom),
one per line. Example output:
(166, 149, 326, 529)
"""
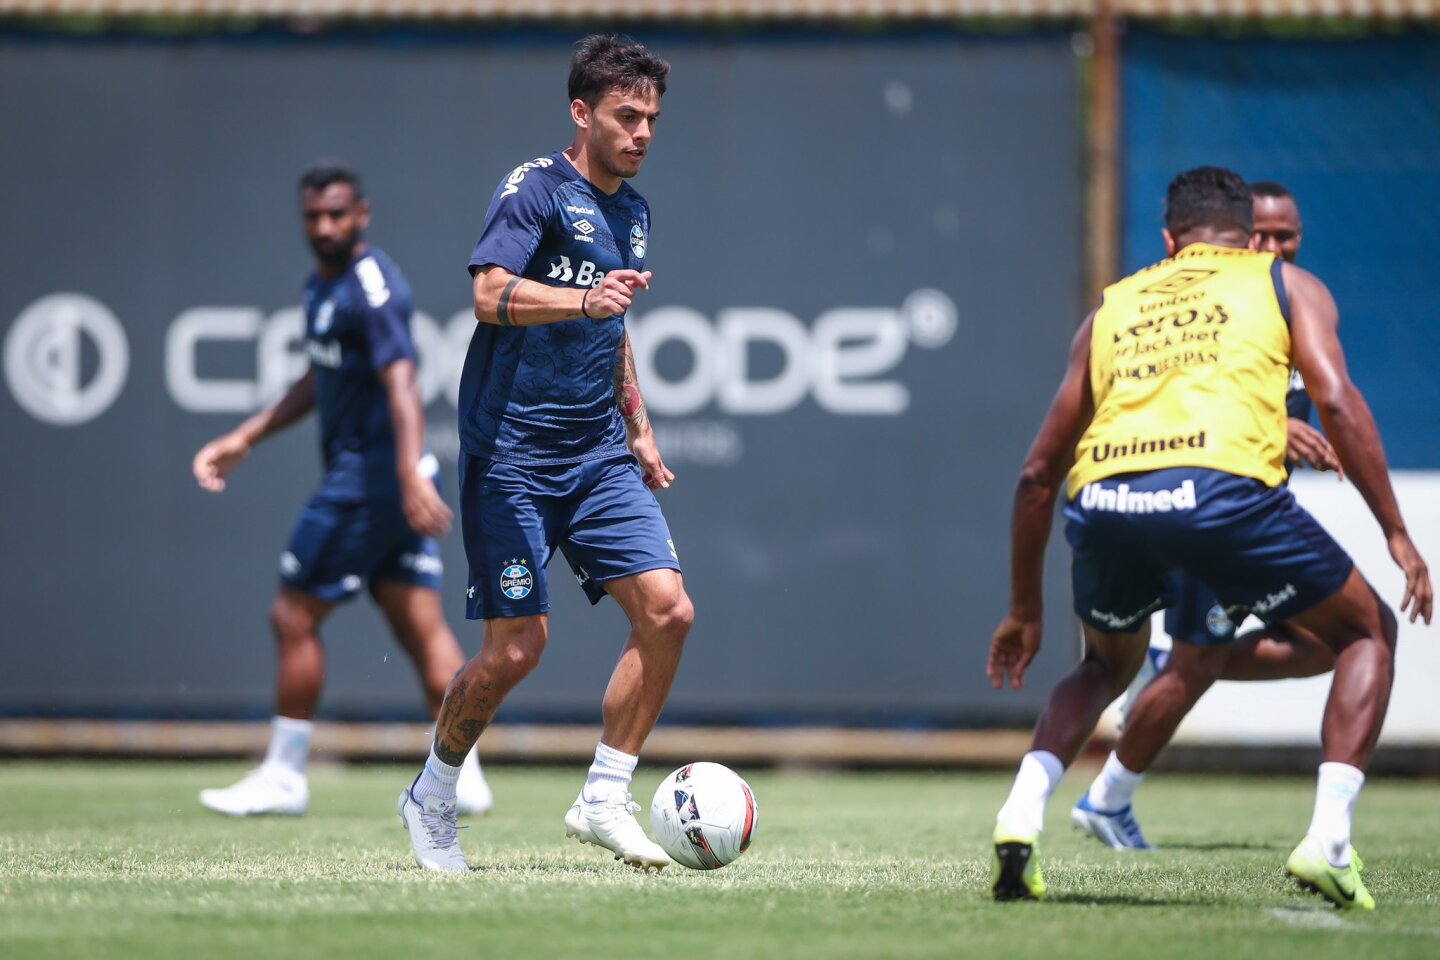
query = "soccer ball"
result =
(649, 762, 758, 870)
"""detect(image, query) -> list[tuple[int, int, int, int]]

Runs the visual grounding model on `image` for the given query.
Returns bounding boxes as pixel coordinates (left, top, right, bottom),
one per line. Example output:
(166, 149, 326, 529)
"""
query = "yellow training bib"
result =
(1068, 243, 1292, 499)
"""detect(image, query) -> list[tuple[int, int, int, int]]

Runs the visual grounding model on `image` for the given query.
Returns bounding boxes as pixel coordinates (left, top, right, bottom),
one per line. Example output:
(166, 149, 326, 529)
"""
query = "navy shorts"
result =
(459, 452, 681, 620)
(280, 484, 443, 604)
(1065, 467, 1352, 635)
(1162, 570, 1235, 646)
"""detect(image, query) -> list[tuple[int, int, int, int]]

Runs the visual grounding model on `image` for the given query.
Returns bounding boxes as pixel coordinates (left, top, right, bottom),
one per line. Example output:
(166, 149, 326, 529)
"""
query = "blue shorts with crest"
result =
(280, 482, 443, 604)
(1065, 467, 1352, 635)
(459, 452, 681, 620)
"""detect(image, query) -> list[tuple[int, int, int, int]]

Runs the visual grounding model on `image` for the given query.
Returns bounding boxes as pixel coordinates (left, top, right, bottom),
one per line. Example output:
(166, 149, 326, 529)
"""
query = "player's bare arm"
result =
(192, 368, 317, 493)
(1286, 262, 1432, 623)
(615, 329, 673, 490)
(988, 314, 1096, 691)
(378, 358, 452, 538)
(473, 264, 652, 327)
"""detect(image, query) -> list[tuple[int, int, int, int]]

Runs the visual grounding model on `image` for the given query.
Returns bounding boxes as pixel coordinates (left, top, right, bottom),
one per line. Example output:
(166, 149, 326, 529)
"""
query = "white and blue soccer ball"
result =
(649, 762, 758, 870)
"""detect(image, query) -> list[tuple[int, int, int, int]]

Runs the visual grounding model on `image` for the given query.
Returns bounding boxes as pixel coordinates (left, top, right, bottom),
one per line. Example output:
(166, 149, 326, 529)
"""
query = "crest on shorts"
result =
(1205, 604, 1234, 637)
(500, 560, 533, 600)
(630, 222, 647, 259)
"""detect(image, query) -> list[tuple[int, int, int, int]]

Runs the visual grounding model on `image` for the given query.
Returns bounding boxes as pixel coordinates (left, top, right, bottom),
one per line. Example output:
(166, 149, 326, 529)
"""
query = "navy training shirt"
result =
(460, 151, 649, 465)
(1286, 368, 1313, 423)
(303, 246, 417, 502)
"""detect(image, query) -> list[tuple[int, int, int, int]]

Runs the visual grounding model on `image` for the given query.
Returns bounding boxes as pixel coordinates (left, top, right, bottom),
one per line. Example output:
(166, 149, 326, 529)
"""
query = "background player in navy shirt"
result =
(400, 36, 691, 872)
(193, 161, 490, 817)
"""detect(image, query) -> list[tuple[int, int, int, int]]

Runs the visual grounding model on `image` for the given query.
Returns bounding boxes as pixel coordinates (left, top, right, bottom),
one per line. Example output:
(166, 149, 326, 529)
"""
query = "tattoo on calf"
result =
(432, 738, 468, 767)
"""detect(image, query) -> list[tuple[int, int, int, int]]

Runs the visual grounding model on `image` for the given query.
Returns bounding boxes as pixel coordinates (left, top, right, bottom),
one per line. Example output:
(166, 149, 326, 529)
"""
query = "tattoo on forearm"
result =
(497, 277, 523, 326)
(614, 334, 650, 433)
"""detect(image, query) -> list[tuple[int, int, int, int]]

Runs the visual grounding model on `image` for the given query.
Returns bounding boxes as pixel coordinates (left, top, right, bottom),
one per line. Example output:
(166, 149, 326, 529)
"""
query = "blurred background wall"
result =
(0, 2, 1435, 751)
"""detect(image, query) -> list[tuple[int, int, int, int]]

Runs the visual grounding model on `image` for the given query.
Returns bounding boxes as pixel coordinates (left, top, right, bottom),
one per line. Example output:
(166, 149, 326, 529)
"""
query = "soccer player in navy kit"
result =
(399, 35, 691, 873)
(1074, 183, 1348, 851)
(193, 161, 490, 817)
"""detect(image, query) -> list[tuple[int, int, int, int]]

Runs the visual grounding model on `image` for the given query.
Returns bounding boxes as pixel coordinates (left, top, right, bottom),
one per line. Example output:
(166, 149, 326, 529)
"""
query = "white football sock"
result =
(262, 716, 313, 778)
(1087, 752, 1145, 812)
(996, 750, 1065, 836)
(1307, 761, 1365, 868)
(581, 742, 638, 802)
(413, 745, 462, 803)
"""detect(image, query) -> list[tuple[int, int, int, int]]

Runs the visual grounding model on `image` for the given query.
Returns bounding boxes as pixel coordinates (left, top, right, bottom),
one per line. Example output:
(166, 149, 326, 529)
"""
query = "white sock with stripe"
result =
(413, 745, 462, 804)
(1087, 752, 1144, 812)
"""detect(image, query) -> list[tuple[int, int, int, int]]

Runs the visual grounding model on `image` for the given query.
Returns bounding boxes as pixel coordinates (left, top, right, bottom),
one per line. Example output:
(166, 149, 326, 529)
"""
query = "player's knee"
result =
(498, 638, 545, 677)
(485, 622, 548, 677)
(645, 591, 694, 642)
(270, 596, 312, 646)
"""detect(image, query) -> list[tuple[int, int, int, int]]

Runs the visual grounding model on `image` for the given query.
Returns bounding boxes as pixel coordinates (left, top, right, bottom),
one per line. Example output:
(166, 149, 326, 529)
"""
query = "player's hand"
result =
(1388, 530, 1433, 625)
(402, 475, 453, 538)
(630, 430, 674, 490)
(1286, 417, 1342, 477)
(584, 270, 652, 319)
(987, 612, 1043, 691)
(193, 434, 251, 493)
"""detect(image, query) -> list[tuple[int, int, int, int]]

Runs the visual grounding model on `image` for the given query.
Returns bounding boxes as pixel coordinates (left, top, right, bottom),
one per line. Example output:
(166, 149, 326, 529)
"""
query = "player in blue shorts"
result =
(1077, 182, 1344, 850)
(193, 161, 490, 817)
(399, 35, 692, 872)
(986, 167, 1431, 908)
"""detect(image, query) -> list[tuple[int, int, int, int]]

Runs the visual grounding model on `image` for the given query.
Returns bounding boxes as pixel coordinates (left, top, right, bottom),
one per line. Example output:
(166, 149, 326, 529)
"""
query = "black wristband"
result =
(580, 287, 593, 319)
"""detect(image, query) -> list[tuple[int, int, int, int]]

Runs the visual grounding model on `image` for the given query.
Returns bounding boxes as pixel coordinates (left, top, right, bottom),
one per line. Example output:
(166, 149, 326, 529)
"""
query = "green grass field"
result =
(2, 761, 1437, 959)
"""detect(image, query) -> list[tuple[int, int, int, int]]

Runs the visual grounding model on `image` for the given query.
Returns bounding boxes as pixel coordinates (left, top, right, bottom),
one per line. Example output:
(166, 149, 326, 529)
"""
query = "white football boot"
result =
(199, 765, 308, 816)
(455, 748, 493, 816)
(397, 777, 468, 872)
(564, 789, 672, 871)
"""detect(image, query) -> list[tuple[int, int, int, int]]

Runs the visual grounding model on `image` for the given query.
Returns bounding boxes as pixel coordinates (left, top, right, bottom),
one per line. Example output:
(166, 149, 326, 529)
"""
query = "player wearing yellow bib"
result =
(1074, 182, 1348, 856)
(985, 167, 1432, 909)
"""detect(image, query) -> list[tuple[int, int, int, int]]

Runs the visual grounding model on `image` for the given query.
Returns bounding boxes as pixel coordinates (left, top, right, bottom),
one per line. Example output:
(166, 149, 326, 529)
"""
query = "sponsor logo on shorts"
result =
(1079, 478, 1197, 514)
(1251, 583, 1297, 615)
(667, 538, 677, 560)
(401, 552, 443, 577)
(339, 575, 362, 593)
(1088, 602, 1159, 631)
(467, 585, 476, 599)
(574, 564, 591, 586)
(279, 552, 301, 576)
(1205, 604, 1234, 637)
(500, 560, 533, 600)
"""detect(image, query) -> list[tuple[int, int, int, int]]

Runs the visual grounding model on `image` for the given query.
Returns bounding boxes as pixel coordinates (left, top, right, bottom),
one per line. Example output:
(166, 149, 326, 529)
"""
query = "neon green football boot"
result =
(991, 821, 1046, 902)
(1285, 836, 1374, 911)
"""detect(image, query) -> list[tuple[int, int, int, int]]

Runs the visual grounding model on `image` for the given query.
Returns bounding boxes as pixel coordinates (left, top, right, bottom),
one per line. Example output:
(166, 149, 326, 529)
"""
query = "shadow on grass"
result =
(1159, 841, 1283, 852)
(467, 862, 612, 877)
(1044, 892, 1230, 908)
